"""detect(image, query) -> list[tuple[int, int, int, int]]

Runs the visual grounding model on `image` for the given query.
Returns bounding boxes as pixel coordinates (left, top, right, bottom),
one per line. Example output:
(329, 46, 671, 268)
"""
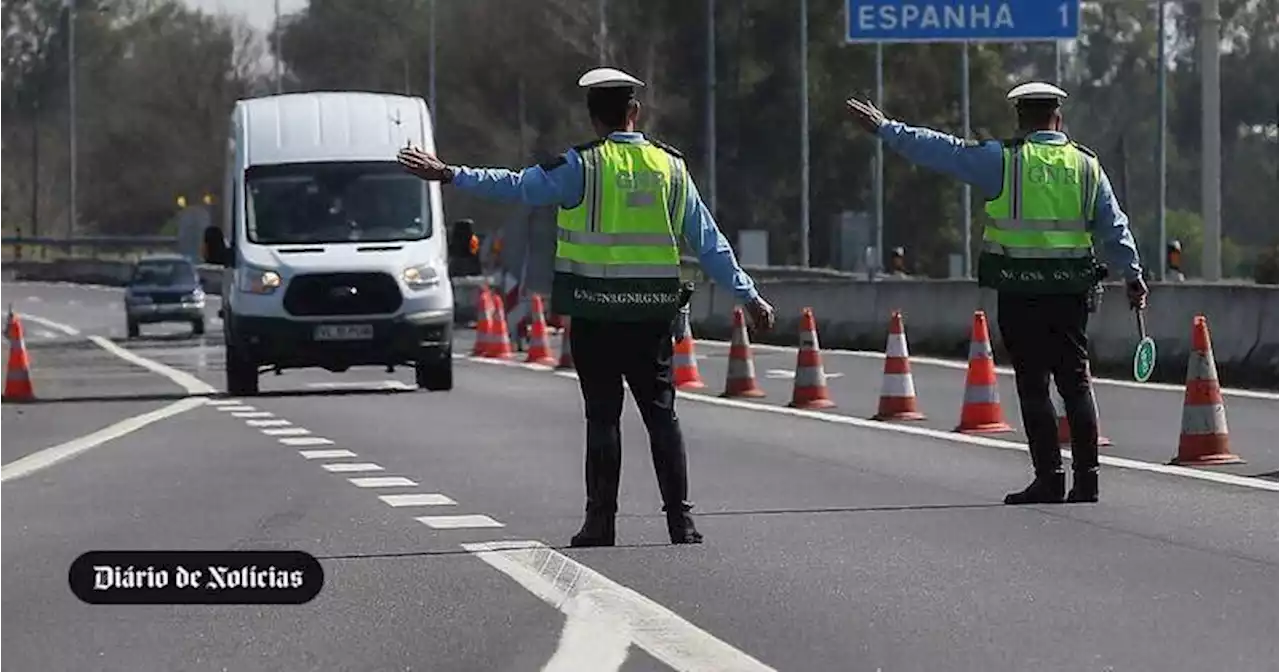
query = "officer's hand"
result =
(397, 146, 454, 183)
(845, 98, 886, 134)
(1126, 276, 1149, 311)
(745, 296, 775, 333)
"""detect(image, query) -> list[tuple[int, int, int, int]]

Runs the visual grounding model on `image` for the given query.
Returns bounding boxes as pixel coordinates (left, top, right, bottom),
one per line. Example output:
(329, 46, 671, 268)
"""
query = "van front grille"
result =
(283, 272, 403, 316)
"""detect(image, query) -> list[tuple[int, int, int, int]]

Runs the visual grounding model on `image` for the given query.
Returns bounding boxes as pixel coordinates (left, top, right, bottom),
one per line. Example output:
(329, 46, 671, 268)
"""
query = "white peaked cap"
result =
(1007, 81, 1068, 103)
(578, 67, 646, 89)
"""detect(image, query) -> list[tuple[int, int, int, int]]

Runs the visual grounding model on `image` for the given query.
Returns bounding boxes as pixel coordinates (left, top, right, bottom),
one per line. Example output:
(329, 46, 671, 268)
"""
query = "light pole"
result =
(1156, 0, 1167, 280)
(799, 0, 810, 267)
(1200, 0, 1222, 280)
(66, 0, 77, 241)
(274, 0, 282, 93)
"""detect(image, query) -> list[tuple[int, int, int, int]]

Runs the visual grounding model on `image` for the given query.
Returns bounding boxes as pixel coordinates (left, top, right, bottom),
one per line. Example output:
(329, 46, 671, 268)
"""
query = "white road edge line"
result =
(462, 540, 775, 672)
(20, 313, 80, 336)
(693, 338, 1279, 401)
(0, 313, 219, 480)
(1, 397, 206, 482)
(467, 356, 1279, 493)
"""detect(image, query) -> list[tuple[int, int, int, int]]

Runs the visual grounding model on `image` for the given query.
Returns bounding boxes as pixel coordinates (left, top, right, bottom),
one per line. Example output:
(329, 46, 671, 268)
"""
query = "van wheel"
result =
(415, 350, 452, 391)
(127, 320, 140, 339)
(192, 319, 206, 336)
(225, 343, 259, 396)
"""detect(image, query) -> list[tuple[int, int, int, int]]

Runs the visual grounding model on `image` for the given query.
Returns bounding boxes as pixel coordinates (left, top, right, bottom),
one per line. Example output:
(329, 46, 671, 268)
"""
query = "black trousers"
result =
(996, 293, 1100, 477)
(569, 318, 692, 515)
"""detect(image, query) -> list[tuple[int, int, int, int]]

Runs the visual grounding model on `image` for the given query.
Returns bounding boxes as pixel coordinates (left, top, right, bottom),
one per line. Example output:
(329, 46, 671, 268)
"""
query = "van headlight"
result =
(402, 264, 441, 289)
(237, 266, 282, 295)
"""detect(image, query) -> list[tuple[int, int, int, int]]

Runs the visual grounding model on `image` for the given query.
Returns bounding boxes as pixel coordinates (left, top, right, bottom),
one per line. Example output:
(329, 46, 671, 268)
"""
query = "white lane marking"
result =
(34, 329, 58, 340)
(215, 405, 257, 412)
(67, 299, 79, 306)
(379, 493, 456, 507)
(416, 514, 504, 529)
(543, 596, 633, 672)
(694, 338, 1279, 401)
(88, 335, 217, 395)
(463, 540, 775, 672)
(321, 462, 384, 473)
(207, 399, 242, 406)
(19, 313, 79, 335)
(246, 418, 291, 427)
(349, 476, 418, 488)
(232, 411, 274, 418)
(305, 380, 416, 391)
(468, 356, 1279, 492)
(262, 427, 311, 436)
(299, 449, 358, 460)
(764, 369, 843, 380)
(279, 436, 334, 446)
(1, 398, 207, 482)
(25, 296, 42, 303)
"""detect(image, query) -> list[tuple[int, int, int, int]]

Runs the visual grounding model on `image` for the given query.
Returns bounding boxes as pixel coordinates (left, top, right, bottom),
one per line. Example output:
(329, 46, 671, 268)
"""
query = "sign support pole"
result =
(874, 42, 884, 275)
(961, 41, 971, 278)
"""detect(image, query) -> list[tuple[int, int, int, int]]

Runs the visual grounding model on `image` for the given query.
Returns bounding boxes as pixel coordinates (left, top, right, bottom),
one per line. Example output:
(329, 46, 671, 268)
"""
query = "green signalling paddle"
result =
(1132, 308, 1156, 382)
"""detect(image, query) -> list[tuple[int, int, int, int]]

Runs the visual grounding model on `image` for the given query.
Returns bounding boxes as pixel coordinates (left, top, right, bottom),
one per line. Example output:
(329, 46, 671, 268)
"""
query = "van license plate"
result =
(314, 324, 374, 341)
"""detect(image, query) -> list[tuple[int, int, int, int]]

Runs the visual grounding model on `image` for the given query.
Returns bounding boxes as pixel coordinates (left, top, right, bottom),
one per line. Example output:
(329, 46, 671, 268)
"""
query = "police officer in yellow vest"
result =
(847, 83, 1149, 505)
(397, 67, 775, 545)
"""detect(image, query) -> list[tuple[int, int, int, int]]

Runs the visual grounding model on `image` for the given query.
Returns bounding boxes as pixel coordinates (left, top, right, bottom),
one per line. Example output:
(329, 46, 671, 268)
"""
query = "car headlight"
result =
(189, 288, 206, 302)
(236, 266, 282, 295)
(402, 264, 441, 289)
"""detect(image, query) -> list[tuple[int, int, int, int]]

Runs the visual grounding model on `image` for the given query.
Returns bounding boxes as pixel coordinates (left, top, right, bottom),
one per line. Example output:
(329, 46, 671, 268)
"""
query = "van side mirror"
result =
(202, 226, 230, 266)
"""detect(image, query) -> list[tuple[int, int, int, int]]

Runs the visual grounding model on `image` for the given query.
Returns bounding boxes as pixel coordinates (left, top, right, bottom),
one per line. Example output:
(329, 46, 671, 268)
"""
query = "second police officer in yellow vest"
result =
(397, 67, 775, 546)
(847, 82, 1149, 505)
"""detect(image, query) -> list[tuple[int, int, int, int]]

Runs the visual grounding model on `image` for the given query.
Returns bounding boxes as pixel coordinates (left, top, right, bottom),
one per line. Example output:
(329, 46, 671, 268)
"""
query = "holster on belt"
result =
(672, 282, 695, 341)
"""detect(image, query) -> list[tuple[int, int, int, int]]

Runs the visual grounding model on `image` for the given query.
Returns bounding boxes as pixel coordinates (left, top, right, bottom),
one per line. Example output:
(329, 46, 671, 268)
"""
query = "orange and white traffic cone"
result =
(524, 294, 558, 366)
(3, 309, 35, 402)
(1171, 315, 1242, 465)
(872, 310, 925, 421)
(788, 307, 835, 409)
(673, 319, 706, 390)
(954, 310, 1013, 434)
(472, 287, 495, 357)
(485, 294, 515, 359)
(1053, 385, 1112, 447)
(555, 318, 575, 370)
(721, 306, 765, 398)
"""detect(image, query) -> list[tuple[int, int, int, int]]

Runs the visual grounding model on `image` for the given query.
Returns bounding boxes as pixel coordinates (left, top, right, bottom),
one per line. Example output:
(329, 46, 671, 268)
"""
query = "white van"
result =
(202, 92, 454, 395)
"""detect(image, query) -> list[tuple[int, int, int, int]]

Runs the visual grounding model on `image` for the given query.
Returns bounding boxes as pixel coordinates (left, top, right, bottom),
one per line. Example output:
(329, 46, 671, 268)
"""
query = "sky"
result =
(180, 0, 307, 31)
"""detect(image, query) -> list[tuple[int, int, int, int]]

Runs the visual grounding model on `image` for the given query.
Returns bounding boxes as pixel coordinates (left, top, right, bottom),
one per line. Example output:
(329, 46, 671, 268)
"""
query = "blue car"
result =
(123, 255, 207, 338)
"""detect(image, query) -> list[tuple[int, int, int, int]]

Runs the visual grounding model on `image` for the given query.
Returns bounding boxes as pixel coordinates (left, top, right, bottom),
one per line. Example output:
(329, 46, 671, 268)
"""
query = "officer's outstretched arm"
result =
(876, 120, 1004, 199)
(447, 151, 583, 208)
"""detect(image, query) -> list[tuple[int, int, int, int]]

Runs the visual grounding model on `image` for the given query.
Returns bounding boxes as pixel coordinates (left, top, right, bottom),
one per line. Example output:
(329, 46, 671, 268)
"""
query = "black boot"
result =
(1067, 469, 1099, 503)
(1004, 473, 1066, 505)
(666, 511, 703, 545)
(570, 512, 616, 547)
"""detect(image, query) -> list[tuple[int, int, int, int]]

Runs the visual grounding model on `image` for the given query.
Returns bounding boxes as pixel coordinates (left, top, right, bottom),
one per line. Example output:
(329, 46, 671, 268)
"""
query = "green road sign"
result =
(1133, 337, 1156, 382)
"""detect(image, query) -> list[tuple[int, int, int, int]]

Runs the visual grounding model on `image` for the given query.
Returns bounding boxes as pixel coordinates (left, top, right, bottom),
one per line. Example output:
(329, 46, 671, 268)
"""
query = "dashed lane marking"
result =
(321, 462, 385, 473)
(231, 411, 275, 418)
(349, 476, 418, 488)
(417, 515, 504, 529)
(20, 313, 79, 335)
(463, 540, 775, 672)
(262, 427, 311, 436)
(279, 436, 334, 446)
(299, 449, 359, 460)
(246, 418, 291, 427)
(215, 405, 257, 412)
(379, 493, 456, 507)
(207, 399, 243, 406)
(466, 355, 1280, 493)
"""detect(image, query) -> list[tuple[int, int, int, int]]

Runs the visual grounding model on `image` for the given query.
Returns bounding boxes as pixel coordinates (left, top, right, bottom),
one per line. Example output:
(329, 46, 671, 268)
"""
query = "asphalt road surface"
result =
(3, 281, 1277, 672)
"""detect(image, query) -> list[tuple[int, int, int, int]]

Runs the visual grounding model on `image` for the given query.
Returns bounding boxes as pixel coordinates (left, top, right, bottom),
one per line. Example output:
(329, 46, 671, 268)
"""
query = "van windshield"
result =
(244, 162, 430, 244)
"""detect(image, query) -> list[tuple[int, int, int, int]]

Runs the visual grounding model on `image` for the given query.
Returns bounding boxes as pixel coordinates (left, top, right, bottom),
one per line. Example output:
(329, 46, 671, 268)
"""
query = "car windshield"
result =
(131, 260, 198, 286)
(245, 162, 429, 245)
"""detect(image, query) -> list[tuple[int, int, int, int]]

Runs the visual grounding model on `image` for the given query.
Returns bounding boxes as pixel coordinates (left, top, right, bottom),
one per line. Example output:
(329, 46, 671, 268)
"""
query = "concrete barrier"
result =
(8, 260, 1275, 390)
(689, 278, 1279, 391)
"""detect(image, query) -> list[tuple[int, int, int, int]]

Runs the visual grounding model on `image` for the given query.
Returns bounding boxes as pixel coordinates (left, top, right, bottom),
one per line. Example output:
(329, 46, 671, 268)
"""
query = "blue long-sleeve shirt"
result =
(876, 120, 1144, 282)
(447, 131, 760, 302)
